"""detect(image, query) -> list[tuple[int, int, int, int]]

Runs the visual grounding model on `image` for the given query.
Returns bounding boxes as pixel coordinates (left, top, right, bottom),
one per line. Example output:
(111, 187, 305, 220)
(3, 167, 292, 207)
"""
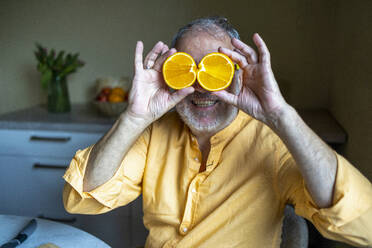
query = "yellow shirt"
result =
(63, 111, 372, 247)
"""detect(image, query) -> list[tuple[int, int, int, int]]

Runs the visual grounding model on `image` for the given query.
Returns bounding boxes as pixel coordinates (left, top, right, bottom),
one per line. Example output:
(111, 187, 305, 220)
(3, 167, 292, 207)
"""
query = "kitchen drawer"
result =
(0, 155, 73, 220)
(0, 129, 103, 158)
(0, 154, 135, 247)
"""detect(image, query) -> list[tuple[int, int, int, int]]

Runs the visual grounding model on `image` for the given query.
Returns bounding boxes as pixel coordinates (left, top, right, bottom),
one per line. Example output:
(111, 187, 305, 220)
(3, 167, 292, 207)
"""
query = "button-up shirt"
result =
(63, 111, 372, 247)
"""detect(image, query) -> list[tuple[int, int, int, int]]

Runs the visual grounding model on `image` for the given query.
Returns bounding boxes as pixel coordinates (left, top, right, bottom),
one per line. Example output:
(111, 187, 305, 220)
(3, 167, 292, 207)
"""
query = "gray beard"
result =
(176, 97, 238, 135)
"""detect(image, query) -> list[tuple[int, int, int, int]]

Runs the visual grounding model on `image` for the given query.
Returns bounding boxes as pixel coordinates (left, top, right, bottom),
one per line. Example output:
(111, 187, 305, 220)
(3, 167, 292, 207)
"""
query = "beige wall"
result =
(0, 1, 370, 175)
(3, 0, 370, 168)
(329, 0, 372, 181)
(314, 1, 371, 247)
(0, 0, 335, 115)
(0, 1, 371, 247)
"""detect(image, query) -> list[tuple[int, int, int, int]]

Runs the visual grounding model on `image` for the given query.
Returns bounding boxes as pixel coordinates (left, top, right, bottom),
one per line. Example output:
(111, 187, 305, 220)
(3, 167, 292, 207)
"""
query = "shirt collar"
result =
(210, 110, 252, 145)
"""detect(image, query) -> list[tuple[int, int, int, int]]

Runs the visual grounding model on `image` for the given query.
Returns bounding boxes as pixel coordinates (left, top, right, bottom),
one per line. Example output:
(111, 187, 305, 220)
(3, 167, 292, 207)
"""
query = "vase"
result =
(47, 75, 71, 113)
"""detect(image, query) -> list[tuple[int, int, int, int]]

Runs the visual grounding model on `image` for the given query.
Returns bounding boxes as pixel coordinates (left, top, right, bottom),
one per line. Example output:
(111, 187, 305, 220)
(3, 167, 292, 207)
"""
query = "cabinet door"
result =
(0, 155, 73, 220)
(0, 155, 134, 247)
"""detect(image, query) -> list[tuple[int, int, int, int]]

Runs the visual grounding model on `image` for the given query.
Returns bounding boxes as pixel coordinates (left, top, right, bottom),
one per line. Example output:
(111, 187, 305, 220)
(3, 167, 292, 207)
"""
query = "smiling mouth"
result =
(191, 99, 218, 107)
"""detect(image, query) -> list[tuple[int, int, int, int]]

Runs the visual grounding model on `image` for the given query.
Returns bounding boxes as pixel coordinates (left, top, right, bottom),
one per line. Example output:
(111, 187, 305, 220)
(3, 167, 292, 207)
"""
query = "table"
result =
(0, 215, 110, 248)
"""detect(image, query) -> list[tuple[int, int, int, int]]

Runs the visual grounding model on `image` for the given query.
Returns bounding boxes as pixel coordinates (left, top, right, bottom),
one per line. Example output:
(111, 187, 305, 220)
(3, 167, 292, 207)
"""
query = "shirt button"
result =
(191, 188, 196, 193)
(183, 227, 188, 233)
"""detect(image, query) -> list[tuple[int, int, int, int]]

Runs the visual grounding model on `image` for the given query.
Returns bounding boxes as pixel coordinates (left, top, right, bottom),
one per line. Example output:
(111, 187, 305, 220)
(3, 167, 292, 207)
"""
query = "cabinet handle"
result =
(30, 135, 71, 143)
(33, 163, 68, 170)
(38, 214, 77, 224)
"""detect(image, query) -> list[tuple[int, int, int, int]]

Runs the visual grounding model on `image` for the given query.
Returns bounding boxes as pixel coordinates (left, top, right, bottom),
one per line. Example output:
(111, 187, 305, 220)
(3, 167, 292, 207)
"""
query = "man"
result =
(63, 17, 372, 247)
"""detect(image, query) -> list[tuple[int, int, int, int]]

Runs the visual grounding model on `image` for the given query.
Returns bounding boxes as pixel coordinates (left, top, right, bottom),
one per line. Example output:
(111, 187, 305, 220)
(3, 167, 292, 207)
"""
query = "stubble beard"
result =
(176, 93, 238, 135)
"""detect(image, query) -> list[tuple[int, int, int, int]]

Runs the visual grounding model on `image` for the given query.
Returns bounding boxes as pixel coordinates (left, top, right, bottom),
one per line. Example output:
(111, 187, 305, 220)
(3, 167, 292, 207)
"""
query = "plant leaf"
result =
(47, 49, 55, 67)
(55, 50, 65, 69)
(40, 69, 52, 89)
(37, 63, 51, 74)
(59, 64, 76, 77)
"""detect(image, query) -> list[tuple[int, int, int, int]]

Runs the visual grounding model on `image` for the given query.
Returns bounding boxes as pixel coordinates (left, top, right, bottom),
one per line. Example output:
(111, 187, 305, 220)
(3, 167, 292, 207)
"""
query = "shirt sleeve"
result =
(276, 142, 372, 247)
(62, 126, 151, 215)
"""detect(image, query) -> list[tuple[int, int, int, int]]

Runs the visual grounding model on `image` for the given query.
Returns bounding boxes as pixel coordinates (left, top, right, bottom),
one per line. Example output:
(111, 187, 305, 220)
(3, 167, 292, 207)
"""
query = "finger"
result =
(144, 41, 164, 69)
(231, 38, 258, 64)
(212, 90, 239, 107)
(253, 33, 271, 65)
(219, 47, 249, 69)
(168, 86, 195, 107)
(161, 44, 169, 55)
(134, 41, 144, 73)
(153, 48, 177, 72)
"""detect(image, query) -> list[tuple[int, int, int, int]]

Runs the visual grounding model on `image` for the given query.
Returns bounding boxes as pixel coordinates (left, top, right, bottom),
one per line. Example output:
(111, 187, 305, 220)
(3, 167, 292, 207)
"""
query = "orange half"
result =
(162, 52, 197, 90)
(197, 53, 235, 91)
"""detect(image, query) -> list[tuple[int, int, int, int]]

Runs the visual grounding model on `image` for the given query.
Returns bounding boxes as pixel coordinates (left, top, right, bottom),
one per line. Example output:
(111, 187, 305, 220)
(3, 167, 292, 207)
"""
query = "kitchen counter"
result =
(0, 104, 347, 145)
(0, 104, 115, 133)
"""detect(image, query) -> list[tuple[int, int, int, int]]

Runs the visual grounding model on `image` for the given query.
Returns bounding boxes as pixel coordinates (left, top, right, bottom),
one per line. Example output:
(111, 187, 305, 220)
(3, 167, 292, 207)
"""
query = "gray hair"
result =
(170, 16, 240, 48)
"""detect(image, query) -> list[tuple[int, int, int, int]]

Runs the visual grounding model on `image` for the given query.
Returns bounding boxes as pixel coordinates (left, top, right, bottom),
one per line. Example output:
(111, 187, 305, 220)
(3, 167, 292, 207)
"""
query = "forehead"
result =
(175, 30, 233, 63)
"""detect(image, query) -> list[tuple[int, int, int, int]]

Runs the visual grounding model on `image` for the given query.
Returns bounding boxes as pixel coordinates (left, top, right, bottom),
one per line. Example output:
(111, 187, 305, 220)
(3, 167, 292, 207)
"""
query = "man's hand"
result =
(83, 41, 194, 192)
(126, 41, 194, 126)
(213, 33, 287, 126)
(216, 34, 337, 208)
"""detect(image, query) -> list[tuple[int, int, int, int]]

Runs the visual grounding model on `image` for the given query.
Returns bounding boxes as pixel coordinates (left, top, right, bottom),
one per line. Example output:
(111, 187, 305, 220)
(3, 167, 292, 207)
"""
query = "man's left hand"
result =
(214, 33, 288, 127)
(216, 34, 338, 209)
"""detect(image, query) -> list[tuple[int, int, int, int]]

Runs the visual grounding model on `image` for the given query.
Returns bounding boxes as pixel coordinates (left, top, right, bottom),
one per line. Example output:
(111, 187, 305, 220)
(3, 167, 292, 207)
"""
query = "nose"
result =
(193, 80, 208, 93)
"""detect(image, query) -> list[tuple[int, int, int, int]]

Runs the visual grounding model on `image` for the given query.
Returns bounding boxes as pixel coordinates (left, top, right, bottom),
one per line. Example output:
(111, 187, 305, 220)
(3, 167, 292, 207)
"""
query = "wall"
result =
(0, 0, 334, 115)
(330, 0, 372, 181)
(0, 1, 371, 247)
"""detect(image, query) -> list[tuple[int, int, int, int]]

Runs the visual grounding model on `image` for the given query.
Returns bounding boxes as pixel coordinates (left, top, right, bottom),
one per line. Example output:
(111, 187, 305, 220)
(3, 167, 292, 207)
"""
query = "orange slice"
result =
(162, 52, 197, 90)
(197, 53, 235, 91)
(162, 52, 235, 91)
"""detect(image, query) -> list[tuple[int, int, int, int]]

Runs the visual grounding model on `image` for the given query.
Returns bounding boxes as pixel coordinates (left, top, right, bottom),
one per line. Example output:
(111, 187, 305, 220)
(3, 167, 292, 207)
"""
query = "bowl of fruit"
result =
(93, 77, 129, 117)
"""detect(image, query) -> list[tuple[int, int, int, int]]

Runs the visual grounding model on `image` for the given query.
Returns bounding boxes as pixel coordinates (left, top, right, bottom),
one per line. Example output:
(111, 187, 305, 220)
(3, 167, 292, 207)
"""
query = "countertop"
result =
(0, 104, 347, 144)
(0, 104, 115, 133)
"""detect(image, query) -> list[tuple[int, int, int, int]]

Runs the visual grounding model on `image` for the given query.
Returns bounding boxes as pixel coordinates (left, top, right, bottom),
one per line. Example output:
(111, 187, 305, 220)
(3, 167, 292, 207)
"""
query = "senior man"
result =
(63, 17, 372, 247)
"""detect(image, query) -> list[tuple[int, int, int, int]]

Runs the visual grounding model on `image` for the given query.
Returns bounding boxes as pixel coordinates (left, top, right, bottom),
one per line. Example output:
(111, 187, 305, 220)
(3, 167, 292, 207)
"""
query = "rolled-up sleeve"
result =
(62, 126, 151, 215)
(277, 148, 372, 247)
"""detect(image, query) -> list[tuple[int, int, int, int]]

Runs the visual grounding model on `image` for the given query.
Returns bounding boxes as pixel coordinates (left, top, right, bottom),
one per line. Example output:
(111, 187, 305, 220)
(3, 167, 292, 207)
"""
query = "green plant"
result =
(34, 43, 85, 89)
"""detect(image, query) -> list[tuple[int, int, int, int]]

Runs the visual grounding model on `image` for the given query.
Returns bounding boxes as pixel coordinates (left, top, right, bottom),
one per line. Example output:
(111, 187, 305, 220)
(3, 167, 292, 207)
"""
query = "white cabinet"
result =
(0, 155, 71, 219)
(0, 129, 98, 220)
(0, 128, 140, 247)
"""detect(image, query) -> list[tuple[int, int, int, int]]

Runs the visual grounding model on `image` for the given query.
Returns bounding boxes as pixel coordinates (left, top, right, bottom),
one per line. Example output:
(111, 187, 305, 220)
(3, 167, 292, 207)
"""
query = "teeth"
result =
(192, 100, 217, 107)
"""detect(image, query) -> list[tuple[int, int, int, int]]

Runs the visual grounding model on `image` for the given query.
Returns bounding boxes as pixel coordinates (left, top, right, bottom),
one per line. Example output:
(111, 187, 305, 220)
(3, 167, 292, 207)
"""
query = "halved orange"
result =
(197, 53, 235, 91)
(163, 52, 235, 91)
(162, 52, 197, 90)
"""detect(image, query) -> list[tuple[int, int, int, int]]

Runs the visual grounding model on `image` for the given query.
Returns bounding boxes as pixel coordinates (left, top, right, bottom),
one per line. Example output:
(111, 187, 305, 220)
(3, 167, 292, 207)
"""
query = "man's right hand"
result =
(125, 41, 195, 126)
(83, 41, 194, 192)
